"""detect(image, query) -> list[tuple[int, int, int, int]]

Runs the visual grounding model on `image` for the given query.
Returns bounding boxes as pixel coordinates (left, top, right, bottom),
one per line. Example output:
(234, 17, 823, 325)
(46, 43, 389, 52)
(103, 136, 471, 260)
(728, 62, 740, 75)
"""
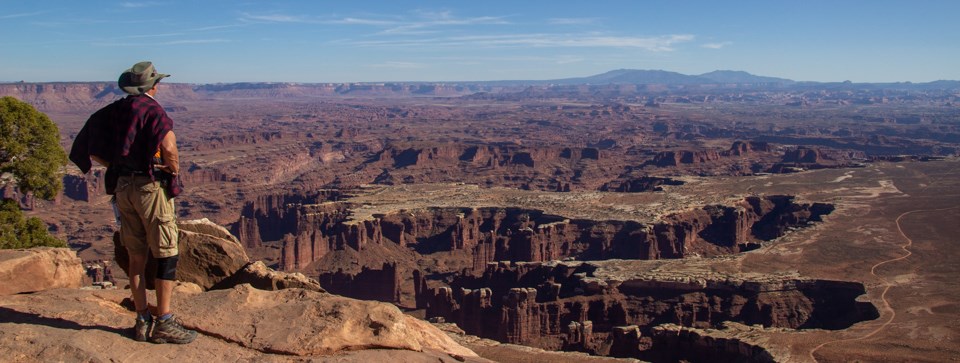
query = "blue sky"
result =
(1, 1, 957, 83)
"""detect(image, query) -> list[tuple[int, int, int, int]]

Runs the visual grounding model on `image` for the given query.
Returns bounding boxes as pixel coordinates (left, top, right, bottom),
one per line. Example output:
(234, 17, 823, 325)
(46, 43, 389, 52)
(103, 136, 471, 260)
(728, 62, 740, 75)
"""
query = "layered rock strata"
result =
(267, 194, 833, 275)
(425, 259, 878, 358)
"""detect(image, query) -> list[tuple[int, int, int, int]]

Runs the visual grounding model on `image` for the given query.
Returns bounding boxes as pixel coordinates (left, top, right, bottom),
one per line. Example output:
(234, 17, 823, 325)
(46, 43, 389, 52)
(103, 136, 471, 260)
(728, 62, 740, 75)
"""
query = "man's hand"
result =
(154, 164, 178, 176)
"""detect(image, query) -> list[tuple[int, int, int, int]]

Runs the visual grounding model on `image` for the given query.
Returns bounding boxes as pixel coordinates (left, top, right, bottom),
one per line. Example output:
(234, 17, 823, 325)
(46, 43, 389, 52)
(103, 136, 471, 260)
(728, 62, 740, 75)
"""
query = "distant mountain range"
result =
(467, 69, 958, 89)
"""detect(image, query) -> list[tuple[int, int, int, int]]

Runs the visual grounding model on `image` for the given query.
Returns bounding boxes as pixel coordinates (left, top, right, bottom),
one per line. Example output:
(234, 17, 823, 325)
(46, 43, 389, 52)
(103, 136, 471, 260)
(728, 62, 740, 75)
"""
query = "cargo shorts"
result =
(115, 176, 179, 258)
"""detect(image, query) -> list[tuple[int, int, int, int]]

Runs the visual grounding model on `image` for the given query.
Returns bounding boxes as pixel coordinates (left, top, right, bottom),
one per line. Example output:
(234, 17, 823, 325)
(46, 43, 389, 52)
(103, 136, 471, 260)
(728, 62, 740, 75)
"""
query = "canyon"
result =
(3, 78, 958, 362)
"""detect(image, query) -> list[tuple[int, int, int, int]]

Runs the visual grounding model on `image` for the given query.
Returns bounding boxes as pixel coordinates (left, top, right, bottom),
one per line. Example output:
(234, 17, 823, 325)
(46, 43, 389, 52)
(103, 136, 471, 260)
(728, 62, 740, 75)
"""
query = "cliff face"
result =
(266, 195, 832, 273)
(649, 323, 778, 363)
(318, 262, 401, 303)
(426, 261, 878, 357)
(233, 190, 347, 249)
(235, 192, 835, 309)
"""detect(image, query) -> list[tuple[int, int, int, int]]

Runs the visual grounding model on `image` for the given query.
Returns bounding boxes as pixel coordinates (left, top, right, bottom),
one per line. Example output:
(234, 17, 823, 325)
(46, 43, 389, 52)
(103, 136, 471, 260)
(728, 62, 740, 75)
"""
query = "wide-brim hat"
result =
(118, 61, 170, 95)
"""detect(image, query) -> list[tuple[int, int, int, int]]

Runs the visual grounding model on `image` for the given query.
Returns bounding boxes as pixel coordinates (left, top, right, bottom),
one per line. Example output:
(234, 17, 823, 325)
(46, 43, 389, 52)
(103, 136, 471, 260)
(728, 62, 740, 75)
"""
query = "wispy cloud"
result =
(93, 38, 229, 47)
(237, 10, 690, 52)
(702, 41, 732, 49)
(161, 39, 230, 45)
(240, 13, 307, 23)
(381, 15, 508, 34)
(0, 11, 46, 19)
(334, 17, 397, 26)
(239, 12, 395, 25)
(352, 34, 694, 52)
(548, 17, 598, 25)
(120, 2, 164, 8)
(238, 10, 508, 35)
(185, 23, 250, 32)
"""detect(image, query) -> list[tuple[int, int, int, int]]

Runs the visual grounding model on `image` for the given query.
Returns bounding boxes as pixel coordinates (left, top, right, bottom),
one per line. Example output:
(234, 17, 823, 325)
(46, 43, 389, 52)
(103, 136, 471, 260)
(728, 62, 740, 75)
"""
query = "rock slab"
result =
(177, 284, 478, 357)
(0, 282, 482, 362)
(0, 247, 83, 295)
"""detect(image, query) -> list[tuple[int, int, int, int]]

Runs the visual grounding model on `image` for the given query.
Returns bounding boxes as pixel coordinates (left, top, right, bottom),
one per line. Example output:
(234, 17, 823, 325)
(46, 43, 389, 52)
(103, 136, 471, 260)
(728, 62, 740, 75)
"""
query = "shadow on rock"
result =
(0, 306, 127, 336)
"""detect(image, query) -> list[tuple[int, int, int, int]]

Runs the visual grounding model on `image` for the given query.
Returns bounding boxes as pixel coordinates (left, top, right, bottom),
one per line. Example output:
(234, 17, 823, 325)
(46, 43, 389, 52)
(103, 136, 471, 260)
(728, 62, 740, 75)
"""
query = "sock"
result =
(158, 313, 173, 321)
(137, 310, 152, 321)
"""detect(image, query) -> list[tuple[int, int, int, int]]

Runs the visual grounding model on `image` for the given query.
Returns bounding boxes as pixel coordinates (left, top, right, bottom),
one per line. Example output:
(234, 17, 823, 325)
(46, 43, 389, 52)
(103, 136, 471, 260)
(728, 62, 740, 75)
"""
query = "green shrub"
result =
(0, 199, 65, 249)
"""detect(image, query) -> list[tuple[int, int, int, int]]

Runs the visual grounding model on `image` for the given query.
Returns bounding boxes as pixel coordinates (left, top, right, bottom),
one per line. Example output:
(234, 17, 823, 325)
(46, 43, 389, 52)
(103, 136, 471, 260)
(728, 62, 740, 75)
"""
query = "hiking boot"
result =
(133, 316, 153, 342)
(149, 315, 197, 344)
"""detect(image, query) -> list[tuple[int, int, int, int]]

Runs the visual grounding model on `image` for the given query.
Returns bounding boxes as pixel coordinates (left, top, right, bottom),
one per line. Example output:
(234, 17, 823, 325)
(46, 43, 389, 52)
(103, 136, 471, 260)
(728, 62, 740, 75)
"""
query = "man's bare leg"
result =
(127, 250, 148, 313)
(155, 278, 174, 317)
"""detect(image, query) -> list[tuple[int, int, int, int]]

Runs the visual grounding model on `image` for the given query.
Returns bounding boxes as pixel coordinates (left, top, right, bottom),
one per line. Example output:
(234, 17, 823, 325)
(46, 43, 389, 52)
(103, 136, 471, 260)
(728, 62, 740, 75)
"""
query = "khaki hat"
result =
(118, 61, 170, 95)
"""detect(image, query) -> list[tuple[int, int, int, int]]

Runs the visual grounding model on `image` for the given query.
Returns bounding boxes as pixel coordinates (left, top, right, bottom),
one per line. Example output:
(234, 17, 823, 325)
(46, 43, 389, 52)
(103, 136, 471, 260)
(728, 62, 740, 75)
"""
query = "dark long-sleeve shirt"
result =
(70, 94, 176, 195)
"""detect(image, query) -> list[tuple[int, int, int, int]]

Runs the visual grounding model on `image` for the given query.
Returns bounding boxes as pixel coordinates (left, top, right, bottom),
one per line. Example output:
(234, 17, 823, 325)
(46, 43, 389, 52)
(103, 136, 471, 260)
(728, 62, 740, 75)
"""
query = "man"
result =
(70, 61, 196, 344)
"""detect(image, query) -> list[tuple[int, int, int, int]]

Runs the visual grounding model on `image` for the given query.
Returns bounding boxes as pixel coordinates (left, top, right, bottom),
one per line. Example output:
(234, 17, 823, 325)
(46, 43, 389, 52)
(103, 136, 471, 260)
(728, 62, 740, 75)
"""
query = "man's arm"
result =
(157, 130, 179, 175)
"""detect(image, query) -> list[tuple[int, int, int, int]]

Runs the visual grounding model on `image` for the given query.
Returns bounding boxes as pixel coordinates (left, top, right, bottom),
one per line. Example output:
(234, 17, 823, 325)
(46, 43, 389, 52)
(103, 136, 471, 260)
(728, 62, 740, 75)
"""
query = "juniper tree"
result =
(0, 96, 67, 200)
(0, 96, 67, 249)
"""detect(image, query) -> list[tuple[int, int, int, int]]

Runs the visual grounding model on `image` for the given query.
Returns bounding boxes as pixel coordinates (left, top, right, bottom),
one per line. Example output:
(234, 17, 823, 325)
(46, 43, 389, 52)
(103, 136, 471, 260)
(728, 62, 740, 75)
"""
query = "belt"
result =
(117, 170, 149, 177)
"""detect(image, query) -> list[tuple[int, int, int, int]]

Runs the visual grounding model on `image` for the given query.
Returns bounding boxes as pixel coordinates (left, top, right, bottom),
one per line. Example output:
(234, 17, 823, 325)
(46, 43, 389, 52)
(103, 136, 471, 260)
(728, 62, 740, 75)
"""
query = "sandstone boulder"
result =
(178, 218, 241, 244)
(115, 220, 250, 290)
(212, 260, 325, 292)
(0, 247, 83, 295)
(177, 284, 478, 358)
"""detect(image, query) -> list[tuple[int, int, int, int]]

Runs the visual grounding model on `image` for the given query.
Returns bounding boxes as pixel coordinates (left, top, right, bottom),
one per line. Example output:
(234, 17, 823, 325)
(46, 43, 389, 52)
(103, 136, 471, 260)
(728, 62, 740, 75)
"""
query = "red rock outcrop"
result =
(62, 174, 92, 202)
(0, 247, 84, 295)
(653, 149, 722, 167)
(782, 146, 824, 163)
(724, 140, 772, 156)
(181, 165, 240, 185)
(234, 190, 347, 249)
